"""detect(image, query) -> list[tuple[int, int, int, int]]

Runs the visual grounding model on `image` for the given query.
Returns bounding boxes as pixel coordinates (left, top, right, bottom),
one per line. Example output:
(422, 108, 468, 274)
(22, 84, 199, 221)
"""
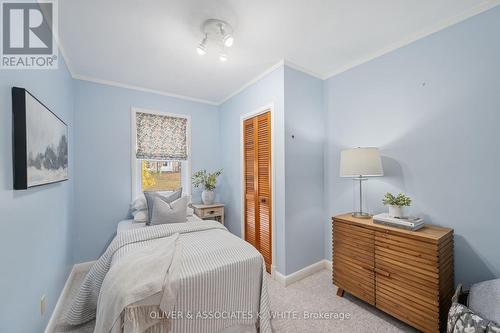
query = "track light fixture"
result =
(196, 19, 234, 61)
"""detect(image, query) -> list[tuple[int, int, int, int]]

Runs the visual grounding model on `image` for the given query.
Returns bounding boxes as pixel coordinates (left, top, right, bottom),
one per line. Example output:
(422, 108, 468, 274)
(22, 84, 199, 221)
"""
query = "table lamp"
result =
(340, 147, 383, 218)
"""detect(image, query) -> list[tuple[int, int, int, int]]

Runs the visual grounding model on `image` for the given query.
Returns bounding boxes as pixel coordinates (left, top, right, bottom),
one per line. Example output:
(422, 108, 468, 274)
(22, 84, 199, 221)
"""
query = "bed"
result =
(64, 220, 272, 333)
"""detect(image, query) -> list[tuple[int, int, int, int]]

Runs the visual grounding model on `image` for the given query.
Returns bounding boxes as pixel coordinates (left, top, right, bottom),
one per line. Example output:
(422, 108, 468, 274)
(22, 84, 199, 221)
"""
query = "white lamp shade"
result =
(340, 147, 383, 177)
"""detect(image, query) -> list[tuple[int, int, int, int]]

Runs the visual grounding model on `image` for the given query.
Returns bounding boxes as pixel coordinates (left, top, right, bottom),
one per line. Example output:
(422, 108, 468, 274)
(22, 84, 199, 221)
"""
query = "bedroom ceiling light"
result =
(196, 19, 234, 60)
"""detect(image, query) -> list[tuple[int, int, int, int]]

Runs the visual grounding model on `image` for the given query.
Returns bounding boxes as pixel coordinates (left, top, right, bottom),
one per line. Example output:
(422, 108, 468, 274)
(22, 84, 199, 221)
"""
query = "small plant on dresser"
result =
(382, 192, 411, 218)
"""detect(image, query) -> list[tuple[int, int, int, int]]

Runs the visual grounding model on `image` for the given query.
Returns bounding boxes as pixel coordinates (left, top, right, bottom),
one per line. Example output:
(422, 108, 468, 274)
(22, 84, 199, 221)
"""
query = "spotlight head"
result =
(219, 51, 228, 62)
(223, 34, 234, 47)
(218, 22, 234, 48)
(197, 34, 207, 55)
(196, 44, 207, 55)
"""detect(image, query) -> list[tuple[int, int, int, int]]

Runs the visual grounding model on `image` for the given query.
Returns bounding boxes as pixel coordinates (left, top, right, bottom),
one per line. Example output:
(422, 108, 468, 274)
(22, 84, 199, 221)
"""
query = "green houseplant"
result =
(192, 169, 222, 204)
(382, 192, 411, 218)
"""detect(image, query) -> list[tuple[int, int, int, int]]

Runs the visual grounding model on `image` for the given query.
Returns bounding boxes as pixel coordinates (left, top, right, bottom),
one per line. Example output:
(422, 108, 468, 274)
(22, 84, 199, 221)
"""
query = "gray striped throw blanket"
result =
(64, 221, 272, 333)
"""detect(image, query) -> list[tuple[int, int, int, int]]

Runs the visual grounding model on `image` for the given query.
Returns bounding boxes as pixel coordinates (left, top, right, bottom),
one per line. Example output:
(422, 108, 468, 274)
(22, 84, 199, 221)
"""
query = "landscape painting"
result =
(12, 87, 68, 189)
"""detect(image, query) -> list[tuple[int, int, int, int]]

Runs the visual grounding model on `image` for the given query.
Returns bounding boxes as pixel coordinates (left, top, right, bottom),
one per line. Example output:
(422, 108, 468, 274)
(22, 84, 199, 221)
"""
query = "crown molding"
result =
(217, 59, 326, 105)
(57, 41, 77, 78)
(217, 59, 285, 105)
(283, 60, 324, 80)
(72, 74, 219, 106)
(323, 0, 500, 80)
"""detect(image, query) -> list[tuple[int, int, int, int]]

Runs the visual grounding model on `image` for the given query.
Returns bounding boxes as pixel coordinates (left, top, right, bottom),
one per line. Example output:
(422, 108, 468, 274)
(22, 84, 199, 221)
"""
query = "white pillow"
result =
(186, 207, 194, 216)
(132, 210, 148, 223)
(151, 196, 188, 225)
(131, 194, 147, 211)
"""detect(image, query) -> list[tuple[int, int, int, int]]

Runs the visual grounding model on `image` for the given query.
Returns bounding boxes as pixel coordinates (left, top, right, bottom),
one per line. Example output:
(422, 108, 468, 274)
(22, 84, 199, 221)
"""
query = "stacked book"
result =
(373, 213, 424, 231)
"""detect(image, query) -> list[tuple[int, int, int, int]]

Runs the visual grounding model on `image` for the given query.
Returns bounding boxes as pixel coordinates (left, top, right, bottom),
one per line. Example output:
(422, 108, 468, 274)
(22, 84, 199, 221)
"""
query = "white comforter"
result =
(64, 221, 272, 333)
(96, 233, 181, 333)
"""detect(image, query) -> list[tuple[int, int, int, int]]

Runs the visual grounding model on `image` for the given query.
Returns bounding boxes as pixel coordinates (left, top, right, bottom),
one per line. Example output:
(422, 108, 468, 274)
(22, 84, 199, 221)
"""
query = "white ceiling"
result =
(59, 0, 500, 105)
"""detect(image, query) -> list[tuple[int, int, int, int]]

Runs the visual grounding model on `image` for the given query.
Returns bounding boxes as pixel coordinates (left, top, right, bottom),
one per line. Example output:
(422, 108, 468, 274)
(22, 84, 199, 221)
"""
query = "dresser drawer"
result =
(375, 231, 439, 287)
(333, 220, 375, 305)
(375, 230, 441, 332)
(376, 289, 440, 333)
(198, 207, 223, 218)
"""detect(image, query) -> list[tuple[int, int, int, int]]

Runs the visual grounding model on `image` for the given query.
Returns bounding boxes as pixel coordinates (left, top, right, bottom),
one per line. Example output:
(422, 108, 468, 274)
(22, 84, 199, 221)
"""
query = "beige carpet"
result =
(55, 269, 416, 333)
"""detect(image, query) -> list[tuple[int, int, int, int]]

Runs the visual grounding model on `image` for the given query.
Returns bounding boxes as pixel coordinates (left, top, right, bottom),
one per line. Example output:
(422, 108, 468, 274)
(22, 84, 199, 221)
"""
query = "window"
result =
(132, 108, 190, 197)
(141, 160, 182, 192)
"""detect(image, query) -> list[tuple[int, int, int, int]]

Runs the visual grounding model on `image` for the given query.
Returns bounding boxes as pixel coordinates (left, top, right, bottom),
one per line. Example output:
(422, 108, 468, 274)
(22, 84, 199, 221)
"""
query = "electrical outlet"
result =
(40, 295, 46, 316)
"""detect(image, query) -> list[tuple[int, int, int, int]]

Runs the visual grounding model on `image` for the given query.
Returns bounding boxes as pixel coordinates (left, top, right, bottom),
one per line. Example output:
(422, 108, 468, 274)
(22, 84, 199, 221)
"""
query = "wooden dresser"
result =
(332, 214, 454, 333)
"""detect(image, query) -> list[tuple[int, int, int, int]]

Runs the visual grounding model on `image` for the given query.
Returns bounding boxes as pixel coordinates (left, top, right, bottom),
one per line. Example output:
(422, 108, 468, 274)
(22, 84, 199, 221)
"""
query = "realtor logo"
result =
(1, 0, 58, 69)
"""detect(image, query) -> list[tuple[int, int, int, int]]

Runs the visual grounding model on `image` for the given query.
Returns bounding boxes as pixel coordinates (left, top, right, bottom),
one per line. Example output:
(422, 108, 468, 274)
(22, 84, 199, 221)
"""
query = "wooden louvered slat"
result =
(244, 111, 272, 272)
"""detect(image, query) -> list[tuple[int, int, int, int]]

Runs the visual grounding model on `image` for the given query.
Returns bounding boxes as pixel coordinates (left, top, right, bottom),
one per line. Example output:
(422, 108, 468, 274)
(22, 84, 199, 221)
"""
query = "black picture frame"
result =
(12, 87, 69, 190)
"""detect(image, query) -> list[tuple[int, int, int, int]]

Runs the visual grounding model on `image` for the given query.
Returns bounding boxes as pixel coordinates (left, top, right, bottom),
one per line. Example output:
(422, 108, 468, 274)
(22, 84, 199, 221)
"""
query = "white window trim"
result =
(239, 103, 277, 277)
(130, 107, 191, 199)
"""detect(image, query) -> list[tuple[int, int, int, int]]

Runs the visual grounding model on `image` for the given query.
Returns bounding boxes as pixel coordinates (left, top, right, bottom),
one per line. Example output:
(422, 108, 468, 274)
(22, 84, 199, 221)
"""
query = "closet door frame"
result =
(240, 103, 276, 276)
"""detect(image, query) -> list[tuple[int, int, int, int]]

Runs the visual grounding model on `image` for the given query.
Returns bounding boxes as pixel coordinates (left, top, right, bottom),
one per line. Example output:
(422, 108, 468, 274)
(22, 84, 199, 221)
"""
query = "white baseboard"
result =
(324, 260, 332, 271)
(44, 261, 95, 333)
(274, 259, 331, 287)
(270, 264, 278, 280)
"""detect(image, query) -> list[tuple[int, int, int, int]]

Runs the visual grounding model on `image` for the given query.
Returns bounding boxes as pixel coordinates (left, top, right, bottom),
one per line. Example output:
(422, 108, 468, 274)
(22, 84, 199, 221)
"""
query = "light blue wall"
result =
(73, 80, 221, 262)
(0, 61, 75, 332)
(324, 6, 500, 287)
(219, 66, 287, 273)
(284, 67, 325, 274)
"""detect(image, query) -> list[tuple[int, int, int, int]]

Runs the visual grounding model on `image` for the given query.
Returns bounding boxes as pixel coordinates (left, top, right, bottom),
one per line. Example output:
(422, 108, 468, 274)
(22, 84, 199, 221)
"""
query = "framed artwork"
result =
(12, 87, 68, 189)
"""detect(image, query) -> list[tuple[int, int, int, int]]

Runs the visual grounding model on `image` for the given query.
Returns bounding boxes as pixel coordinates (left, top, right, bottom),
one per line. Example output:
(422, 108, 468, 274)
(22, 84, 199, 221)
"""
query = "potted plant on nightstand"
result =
(192, 169, 222, 205)
(383, 192, 412, 218)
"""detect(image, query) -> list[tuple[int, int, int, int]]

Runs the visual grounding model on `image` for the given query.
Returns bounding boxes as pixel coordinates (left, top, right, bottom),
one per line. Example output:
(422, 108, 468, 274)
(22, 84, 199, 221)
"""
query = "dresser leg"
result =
(336, 288, 345, 297)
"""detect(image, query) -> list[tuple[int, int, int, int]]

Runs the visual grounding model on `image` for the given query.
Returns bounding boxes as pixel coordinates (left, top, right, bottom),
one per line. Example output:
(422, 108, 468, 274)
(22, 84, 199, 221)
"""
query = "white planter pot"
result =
(202, 190, 215, 205)
(388, 205, 404, 218)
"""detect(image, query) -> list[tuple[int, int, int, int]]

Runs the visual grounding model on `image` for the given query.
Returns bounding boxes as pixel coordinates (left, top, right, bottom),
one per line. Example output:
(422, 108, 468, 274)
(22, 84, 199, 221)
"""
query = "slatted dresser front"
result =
(332, 214, 454, 333)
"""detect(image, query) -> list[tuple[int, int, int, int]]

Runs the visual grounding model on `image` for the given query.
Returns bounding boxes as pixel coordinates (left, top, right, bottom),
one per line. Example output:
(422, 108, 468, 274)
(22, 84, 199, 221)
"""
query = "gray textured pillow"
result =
(144, 188, 182, 225)
(468, 278, 500, 324)
(151, 196, 188, 225)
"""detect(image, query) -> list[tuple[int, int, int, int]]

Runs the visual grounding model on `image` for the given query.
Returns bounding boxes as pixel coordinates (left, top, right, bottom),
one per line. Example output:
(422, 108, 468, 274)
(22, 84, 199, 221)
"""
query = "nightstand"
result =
(192, 203, 224, 225)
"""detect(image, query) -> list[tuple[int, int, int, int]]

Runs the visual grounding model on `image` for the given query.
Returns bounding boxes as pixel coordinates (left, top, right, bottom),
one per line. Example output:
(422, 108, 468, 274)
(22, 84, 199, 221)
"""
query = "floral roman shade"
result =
(135, 112, 188, 160)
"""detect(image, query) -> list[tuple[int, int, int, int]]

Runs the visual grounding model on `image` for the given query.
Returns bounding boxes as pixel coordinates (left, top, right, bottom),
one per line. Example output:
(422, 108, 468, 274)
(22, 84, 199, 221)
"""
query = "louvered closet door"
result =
(244, 111, 272, 272)
(257, 112, 272, 272)
(244, 118, 257, 249)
